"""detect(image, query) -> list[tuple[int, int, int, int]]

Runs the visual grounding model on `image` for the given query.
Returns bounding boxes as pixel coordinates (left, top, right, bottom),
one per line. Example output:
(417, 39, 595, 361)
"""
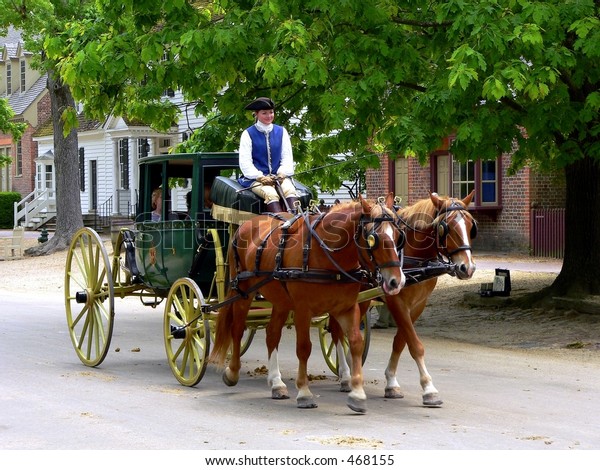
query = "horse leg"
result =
(337, 306, 368, 413)
(294, 314, 317, 409)
(265, 305, 291, 399)
(336, 342, 352, 392)
(222, 298, 252, 387)
(328, 316, 352, 392)
(384, 332, 405, 399)
(392, 328, 442, 406)
(387, 294, 442, 407)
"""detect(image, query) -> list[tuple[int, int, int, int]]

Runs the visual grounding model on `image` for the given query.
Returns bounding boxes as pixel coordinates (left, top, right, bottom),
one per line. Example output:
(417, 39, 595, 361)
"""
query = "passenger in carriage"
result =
(238, 97, 299, 213)
(185, 186, 213, 218)
(204, 184, 213, 209)
(151, 188, 162, 221)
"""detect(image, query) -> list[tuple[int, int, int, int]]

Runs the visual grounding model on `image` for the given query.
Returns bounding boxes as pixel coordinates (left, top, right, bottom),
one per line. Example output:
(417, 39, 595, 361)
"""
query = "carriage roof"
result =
(137, 152, 241, 219)
(138, 151, 240, 167)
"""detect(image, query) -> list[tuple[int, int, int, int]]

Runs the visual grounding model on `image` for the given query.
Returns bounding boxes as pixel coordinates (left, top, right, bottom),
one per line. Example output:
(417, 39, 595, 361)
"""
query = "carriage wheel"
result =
(209, 324, 256, 358)
(164, 278, 209, 386)
(239, 328, 256, 356)
(110, 227, 135, 288)
(65, 227, 115, 367)
(318, 311, 371, 376)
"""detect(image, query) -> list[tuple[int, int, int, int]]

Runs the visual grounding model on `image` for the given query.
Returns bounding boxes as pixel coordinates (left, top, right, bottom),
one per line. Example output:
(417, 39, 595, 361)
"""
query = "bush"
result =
(0, 192, 21, 228)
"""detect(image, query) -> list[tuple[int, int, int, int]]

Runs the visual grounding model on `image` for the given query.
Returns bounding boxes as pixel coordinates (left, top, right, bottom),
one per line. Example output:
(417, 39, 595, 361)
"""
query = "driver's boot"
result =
(265, 201, 284, 213)
(285, 197, 299, 214)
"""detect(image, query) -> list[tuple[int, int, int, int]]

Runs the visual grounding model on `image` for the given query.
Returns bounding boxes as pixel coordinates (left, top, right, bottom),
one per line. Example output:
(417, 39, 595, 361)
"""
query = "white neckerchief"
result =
(254, 120, 273, 135)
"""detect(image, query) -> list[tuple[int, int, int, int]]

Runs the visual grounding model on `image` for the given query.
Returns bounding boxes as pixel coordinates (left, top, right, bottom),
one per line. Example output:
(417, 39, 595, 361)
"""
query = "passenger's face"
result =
(256, 109, 274, 125)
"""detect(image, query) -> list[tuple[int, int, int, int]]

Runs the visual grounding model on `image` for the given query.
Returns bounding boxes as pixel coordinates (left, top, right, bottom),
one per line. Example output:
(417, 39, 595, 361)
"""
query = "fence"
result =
(531, 208, 565, 258)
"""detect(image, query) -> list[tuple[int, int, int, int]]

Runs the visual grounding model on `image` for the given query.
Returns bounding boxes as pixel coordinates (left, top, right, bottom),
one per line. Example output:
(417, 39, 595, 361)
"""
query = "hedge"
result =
(0, 192, 21, 228)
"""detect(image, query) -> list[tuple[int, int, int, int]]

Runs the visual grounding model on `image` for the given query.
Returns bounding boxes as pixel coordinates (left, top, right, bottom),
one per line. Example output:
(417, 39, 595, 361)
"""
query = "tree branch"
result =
(500, 96, 525, 113)
(391, 17, 452, 29)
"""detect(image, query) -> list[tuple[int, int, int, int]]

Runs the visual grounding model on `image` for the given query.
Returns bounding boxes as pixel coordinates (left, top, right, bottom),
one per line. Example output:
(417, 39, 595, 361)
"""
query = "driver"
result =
(237, 97, 299, 213)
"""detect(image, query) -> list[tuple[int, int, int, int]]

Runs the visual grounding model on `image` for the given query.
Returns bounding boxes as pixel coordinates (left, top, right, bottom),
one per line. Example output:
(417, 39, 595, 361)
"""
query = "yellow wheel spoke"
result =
(164, 278, 208, 386)
(65, 228, 114, 368)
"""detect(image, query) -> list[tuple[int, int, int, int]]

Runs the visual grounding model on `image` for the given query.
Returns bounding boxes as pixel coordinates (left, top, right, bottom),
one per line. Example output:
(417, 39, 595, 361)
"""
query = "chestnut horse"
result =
(209, 194, 405, 413)
(332, 191, 477, 406)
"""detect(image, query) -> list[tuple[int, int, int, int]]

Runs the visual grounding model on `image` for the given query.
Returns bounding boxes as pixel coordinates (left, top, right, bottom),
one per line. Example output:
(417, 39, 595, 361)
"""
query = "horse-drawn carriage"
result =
(65, 153, 388, 386)
(65, 151, 477, 413)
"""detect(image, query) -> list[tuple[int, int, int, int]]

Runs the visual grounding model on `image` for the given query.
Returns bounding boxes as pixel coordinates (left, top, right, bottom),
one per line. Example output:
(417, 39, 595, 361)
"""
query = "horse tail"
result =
(209, 300, 234, 368)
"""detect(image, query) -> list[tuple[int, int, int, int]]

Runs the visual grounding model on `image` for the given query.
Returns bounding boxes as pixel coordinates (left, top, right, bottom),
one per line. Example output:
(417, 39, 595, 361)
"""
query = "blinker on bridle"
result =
(357, 203, 405, 272)
(433, 201, 478, 256)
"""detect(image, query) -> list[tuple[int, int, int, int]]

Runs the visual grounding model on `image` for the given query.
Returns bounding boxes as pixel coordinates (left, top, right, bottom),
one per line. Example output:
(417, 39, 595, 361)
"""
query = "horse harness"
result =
(229, 204, 403, 299)
(398, 199, 477, 284)
(432, 200, 478, 257)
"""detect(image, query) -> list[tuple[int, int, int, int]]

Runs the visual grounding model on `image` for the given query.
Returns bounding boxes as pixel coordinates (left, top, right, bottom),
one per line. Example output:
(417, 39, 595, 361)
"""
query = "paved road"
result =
(1, 288, 599, 456)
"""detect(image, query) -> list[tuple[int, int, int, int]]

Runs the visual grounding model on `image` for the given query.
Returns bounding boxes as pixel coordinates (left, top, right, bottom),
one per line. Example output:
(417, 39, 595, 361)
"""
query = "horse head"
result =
(357, 193, 406, 295)
(430, 190, 477, 279)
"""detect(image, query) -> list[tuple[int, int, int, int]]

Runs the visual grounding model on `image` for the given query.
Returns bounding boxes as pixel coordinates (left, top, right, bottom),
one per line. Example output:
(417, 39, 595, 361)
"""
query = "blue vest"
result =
(238, 125, 284, 188)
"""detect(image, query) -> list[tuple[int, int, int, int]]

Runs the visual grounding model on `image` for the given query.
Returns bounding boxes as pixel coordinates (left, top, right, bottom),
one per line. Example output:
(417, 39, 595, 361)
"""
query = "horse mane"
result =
(400, 194, 470, 230)
(399, 197, 437, 229)
(327, 200, 359, 213)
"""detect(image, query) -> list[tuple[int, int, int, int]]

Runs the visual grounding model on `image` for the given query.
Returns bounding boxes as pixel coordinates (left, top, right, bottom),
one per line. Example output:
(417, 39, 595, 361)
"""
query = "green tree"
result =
(50, 1, 600, 301)
(0, 98, 26, 166)
(0, 98, 25, 172)
(1, 1, 85, 255)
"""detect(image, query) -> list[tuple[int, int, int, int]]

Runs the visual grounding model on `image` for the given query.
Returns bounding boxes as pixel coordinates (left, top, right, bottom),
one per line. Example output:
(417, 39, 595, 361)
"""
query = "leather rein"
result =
(400, 200, 475, 264)
(229, 203, 403, 298)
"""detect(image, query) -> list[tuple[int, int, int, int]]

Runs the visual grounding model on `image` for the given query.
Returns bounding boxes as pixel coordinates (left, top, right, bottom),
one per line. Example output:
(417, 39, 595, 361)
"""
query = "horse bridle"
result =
(299, 202, 404, 284)
(355, 201, 405, 276)
(432, 201, 477, 257)
(397, 199, 477, 259)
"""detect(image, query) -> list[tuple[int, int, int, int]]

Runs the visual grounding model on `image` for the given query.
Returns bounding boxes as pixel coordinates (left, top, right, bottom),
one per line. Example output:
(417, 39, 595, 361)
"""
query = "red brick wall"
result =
(365, 150, 566, 254)
(472, 153, 531, 252)
(37, 93, 52, 128)
(3, 93, 50, 198)
(366, 154, 432, 204)
(10, 123, 37, 197)
(366, 154, 390, 199)
(407, 158, 430, 204)
(529, 169, 566, 209)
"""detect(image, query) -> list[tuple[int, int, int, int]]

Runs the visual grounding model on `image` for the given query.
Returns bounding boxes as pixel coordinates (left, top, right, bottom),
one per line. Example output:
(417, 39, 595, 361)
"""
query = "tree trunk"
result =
(523, 155, 600, 304)
(25, 70, 83, 256)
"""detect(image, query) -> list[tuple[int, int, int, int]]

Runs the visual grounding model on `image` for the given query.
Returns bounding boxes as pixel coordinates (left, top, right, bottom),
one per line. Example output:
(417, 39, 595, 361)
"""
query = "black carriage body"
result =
(133, 152, 312, 292)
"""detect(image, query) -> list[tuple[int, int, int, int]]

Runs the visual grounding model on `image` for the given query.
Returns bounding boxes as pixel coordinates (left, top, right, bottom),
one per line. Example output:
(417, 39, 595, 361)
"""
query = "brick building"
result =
(1, 27, 49, 198)
(366, 138, 566, 255)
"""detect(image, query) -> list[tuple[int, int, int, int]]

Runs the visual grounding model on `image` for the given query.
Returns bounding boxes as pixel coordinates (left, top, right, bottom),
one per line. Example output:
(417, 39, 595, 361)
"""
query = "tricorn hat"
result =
(244, 97, 275, 111)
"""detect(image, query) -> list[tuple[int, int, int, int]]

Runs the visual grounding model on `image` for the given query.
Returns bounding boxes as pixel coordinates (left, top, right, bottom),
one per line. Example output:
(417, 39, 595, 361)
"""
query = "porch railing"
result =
(14, 189, 56, 229)
(95, 196, 113, 232)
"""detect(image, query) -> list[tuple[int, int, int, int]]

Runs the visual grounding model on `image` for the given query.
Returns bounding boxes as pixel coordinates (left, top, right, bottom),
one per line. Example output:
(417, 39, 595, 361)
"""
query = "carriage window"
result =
(168, 177, 192, 213)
